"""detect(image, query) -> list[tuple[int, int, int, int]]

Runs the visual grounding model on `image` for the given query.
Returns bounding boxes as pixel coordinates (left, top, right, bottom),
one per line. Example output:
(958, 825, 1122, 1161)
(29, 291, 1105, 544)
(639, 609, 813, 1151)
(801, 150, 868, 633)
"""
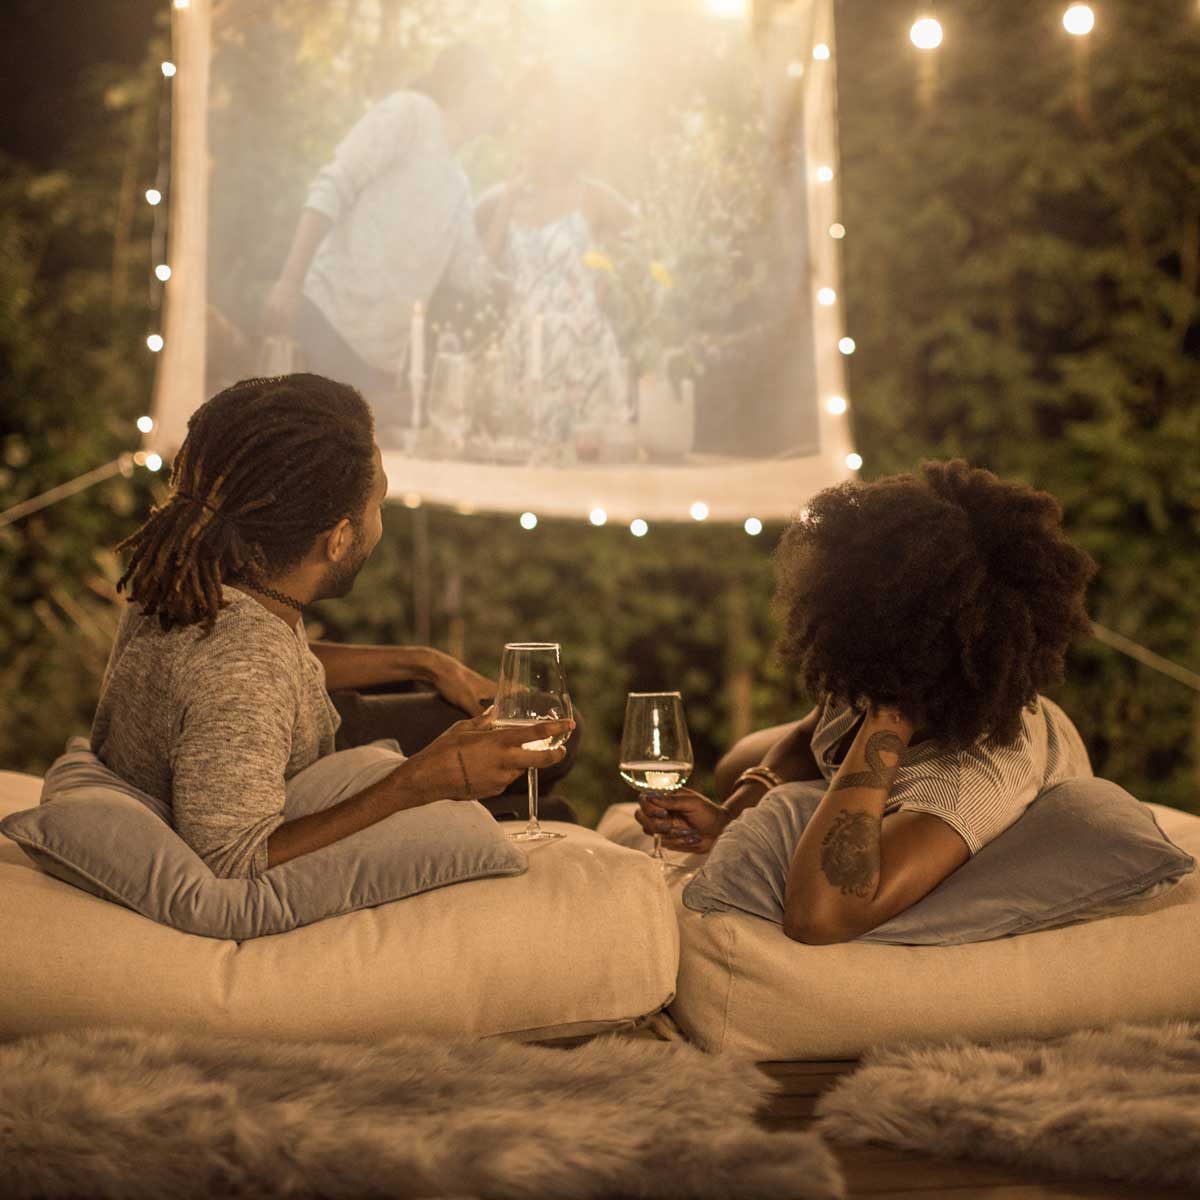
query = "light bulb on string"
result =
(744, 517, 763, 536)
(845, 452, 863, 471)
(161, 61, 177, 77)
(589, 507, 607, 526)
(812, 43, 830, 60)
(689, 501, 709, 521)
(816, 165, 834, 183)
(910, 17, 943, 50)
(829, 223, 846, 239)
(173, 0, 190, 9)
(155, 264, 171, 282)
(817, 287, 837, 306)
(145, 188, 162, 206)
(146, 334, 164, 352)
(838, 336, 856, 355)
(136, 415, 154, 433)
(705, 0, 747, 18)
(630, 518, 648, 538)
(1063, 4, 1095, 35)
(825, 395, 848, 415)
(519, 512, 538, 530)
(402, 492, 422, 509)
(145, 453, 163, 472)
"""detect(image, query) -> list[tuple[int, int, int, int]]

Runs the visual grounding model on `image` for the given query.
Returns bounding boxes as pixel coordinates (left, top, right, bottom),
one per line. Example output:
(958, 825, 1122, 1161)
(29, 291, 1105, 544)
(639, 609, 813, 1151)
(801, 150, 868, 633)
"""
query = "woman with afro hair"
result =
(636, 459, 1100, 944)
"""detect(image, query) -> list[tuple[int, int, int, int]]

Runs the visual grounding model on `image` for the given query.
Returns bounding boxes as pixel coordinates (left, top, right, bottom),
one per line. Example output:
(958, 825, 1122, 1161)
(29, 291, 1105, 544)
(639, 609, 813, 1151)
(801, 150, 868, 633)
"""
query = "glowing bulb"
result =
(817, 287, 837, 306)
(812, 42, 831, 60)
(146, 334, 164, 352)
(145, 188, 162, 206)
(173, 0, 190, 9)
(133, 450, 147, 466)
(829, 222, 846, 239)
(136, 415, 154, 433)
(588, 507, 607, 526)
(816, 165, 834, 183)
(825, 395, 848, 415)
(786, 61, 804, 78)
(145, 452, 163, 472)
(519, 511, 538, 530)
(1063, 4, 1095, 35)
(744, 517, 763, 536)
(838, 336, 857, 355)
(154, 264, 171, 282)
(705, 0, 747, 18)
(402, 492, 422, 509)
(910, 17, 943, 50)
(630, 518, 648, 538)
(161, 61, 177, 77)
(845, 452, 863, 471)
(689, 501, 709, 521)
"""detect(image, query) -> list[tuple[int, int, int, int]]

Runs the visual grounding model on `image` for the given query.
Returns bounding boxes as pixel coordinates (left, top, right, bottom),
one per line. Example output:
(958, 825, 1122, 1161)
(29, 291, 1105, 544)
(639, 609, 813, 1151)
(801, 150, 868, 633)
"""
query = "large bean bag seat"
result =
(597, 800, 1200, 1060)
(0, 771, 677, 1045)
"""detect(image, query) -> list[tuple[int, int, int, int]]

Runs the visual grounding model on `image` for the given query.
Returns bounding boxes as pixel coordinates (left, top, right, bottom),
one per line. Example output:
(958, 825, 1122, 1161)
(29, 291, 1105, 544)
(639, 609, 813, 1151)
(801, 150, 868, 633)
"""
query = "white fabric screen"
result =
(153, 0, 851, 523)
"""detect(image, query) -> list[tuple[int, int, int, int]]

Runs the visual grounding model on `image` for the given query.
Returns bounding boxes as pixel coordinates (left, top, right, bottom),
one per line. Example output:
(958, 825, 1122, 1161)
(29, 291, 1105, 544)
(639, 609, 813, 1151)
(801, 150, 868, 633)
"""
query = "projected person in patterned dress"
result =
(476, 67, 636, 451)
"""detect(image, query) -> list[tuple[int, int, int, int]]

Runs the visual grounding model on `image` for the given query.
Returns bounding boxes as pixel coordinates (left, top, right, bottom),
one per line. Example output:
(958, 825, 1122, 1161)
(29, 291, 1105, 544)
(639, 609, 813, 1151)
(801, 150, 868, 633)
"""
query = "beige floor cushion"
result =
(0, 771, 677, 1045)
(597, 800, 1200, 1060)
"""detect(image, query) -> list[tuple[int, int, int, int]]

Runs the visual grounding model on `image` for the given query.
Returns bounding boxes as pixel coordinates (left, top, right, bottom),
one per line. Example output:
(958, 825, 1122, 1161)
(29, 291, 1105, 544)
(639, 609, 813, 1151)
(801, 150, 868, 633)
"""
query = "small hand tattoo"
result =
(819, 809, 878, 898)
(828, 730, 904, 793)
(456, 751, 473, 796)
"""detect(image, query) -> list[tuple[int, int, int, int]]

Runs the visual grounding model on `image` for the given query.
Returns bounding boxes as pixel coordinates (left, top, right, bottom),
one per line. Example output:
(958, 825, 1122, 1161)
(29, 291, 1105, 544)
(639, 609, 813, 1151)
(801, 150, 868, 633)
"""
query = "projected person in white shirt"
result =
(265, 44, 502, 433)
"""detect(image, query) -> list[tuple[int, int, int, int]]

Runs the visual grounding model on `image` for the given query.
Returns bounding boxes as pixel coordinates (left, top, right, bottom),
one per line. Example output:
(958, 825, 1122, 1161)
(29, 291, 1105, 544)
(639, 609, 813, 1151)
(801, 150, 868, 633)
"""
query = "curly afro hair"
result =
(773, 459, 1098, 749)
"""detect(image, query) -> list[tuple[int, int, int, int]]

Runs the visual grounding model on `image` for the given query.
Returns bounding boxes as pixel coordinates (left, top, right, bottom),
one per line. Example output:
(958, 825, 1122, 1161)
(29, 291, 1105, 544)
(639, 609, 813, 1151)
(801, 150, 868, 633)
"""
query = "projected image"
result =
(206, 0, 824, 468)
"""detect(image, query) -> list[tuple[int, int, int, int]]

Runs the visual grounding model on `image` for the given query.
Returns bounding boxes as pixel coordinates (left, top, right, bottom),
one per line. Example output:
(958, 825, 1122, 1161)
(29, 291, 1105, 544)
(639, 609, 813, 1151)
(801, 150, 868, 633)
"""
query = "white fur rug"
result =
(0, 1025, 845, 1199)
(814, 1019, 1200, 1191)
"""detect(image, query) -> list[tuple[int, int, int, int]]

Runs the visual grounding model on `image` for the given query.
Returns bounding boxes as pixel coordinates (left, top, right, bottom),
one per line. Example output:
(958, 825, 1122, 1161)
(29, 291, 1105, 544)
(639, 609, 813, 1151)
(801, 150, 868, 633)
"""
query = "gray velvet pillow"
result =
(681, 778, 1196, 944)
(0, 737, 527, 941)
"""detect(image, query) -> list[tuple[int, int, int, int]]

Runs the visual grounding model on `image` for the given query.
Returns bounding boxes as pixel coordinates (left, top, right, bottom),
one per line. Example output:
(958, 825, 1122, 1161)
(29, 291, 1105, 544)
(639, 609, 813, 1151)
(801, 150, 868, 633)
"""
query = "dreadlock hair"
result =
(116, 374, 375, 635)
(773, 459, 1098, 750)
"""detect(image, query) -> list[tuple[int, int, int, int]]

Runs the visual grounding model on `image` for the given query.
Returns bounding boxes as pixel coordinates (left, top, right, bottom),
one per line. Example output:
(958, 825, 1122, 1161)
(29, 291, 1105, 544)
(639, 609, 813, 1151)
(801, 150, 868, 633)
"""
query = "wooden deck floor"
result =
(754, 1058, 1194, 1200)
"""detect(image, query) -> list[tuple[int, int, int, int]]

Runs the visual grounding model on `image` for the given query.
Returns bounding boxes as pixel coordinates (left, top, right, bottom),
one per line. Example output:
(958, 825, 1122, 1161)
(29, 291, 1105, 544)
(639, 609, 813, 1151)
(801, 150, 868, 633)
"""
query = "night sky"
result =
(0, 0, 158, 167)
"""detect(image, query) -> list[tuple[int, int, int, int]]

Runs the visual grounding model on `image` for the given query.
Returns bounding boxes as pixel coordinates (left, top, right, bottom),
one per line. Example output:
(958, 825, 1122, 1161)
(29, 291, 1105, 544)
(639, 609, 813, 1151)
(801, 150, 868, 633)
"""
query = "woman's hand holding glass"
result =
(634, 788, 733, 855)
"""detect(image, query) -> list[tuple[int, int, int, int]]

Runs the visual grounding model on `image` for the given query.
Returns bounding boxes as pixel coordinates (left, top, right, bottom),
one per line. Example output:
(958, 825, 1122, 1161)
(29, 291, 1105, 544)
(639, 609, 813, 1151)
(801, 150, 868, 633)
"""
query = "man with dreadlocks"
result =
(90, 373, 574, 879)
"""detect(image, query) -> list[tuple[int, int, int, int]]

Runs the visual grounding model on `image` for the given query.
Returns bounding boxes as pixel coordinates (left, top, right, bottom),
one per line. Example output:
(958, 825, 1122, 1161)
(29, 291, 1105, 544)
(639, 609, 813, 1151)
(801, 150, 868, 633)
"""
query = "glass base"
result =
(507, 828, 566, 843)
(653, 856, 693, 875)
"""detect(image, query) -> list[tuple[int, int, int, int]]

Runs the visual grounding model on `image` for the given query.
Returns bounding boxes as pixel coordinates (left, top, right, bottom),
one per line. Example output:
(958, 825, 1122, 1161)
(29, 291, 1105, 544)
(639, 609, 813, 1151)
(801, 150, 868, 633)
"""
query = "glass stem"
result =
(526, 766, 540, 833)
(651, 831, 665, 861)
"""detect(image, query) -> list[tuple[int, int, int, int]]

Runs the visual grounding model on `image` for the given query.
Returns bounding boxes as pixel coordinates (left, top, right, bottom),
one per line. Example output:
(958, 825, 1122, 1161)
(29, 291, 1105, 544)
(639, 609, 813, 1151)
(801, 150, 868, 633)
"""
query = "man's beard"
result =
(317, 527, 369, 600)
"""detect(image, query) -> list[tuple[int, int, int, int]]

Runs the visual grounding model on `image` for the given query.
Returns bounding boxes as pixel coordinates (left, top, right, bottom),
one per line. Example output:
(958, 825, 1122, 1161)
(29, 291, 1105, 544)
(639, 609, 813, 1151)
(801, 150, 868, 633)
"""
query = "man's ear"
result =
(323, 517, 356, 564)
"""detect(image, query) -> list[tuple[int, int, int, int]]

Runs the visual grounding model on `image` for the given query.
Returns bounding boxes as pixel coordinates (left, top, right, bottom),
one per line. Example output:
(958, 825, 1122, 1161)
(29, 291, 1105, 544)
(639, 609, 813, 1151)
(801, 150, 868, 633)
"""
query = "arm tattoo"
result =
(819, 809, 879, 898)
(456, 751, 473, 796)
(828, 730, 905, 794)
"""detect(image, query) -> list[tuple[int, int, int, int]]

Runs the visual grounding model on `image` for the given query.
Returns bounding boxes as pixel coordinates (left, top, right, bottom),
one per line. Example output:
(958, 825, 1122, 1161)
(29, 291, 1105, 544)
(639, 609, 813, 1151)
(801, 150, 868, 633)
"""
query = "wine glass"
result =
(619, 692, 695, 874)
(493, 642, 573, 843)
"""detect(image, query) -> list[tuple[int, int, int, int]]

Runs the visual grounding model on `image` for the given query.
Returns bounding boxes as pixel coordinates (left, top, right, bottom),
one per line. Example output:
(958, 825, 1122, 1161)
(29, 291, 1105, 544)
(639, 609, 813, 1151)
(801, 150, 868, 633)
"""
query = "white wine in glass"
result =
(494, 642, 572, 843)
(619, 691, 694, 873)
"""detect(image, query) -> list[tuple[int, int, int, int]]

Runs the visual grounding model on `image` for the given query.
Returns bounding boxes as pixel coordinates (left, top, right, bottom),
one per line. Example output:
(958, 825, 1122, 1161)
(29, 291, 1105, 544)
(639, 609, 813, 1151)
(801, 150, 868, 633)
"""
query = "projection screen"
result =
(153, 0, 852, 523)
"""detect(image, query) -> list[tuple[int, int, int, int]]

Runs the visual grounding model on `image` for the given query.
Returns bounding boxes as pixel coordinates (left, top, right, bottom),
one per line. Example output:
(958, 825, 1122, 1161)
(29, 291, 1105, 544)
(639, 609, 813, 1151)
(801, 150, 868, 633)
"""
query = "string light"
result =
(161, 61, 177, 77)
(816, 165, 834, 183)
(845, 452, 863, 471)
(689, 501, 709, 521)
(589, 507, 607, 526)
(136, 415, 154, 433)
(1063, 4, 1095, 35)
(812, 43, 831, 60)
(519, 512, 538, 530)
(825, 395, 848, 415)
(154, 264, 172, 282)
(817, 287, 837, 306)
(630, 519, 649, 538)
(829, 222, 846, 239)
(145, 453, 164, 472)
(705, 0, 747, 18)
(910, 17, 944, 50)
(402, 492, 422, 508)
(146, 334, 164, 352)
(838, 336, 857, 355)
(145, 188, 162, 206)
(172, 0, 190, 8)
(744, 517, 763, 536)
